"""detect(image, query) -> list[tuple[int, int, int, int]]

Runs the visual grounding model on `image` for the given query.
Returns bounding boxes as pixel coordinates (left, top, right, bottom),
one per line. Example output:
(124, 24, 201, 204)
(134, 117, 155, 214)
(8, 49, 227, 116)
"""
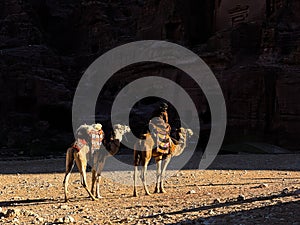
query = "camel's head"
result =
(177, 127, 193, 140)
(113, 124, 131, 141)
(186, 129, 193, 137)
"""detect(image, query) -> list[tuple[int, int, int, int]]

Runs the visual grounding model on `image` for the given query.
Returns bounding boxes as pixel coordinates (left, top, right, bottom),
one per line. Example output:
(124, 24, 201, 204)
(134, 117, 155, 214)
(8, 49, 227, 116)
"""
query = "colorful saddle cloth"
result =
(89, 129, 104, 150)
(72, 129, 104, 152)
(157, 131, 170, 154)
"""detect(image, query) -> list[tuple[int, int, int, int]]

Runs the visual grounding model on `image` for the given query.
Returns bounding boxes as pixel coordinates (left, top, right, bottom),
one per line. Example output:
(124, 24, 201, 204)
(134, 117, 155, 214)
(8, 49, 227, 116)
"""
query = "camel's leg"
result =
(91, 150, 100, 196)
(95, 175, 103, 199)
(91, 169, 96, 195)
(94, 158, 105, 199)
(141, 164, 151, 195)
(154, 159, 162, 193)
(91, 168, 102, 198)
(160, 156, 171, 193)
(133, 146, 141, 197)
(133, 166, 139, 197)
(63, 148, 75, 202)
(74, 154, 97, 201)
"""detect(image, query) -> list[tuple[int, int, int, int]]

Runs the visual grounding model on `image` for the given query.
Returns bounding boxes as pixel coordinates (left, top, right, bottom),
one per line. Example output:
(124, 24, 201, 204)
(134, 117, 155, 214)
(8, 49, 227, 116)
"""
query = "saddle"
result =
(157, 131, 170, 154)
(89, 129, 104, 150)
(72, 129, 104, 152)
(150, 118, 171, 154)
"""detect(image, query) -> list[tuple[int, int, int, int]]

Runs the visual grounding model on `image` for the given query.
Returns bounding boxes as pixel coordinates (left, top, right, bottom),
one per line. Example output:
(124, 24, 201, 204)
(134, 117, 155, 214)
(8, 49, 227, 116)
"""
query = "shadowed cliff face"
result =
(0, 0, 299, 155)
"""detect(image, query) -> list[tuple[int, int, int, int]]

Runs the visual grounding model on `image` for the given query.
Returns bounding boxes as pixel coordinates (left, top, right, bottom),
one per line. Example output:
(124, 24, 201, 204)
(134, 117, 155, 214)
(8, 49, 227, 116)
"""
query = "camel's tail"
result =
(65, 147, 75, 173)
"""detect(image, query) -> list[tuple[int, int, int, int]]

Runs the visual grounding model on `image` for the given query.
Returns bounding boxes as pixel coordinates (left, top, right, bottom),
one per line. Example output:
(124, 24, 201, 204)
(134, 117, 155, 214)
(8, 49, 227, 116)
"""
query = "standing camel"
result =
(90, 124, 130, 199)
(63, 124, 130, 202)
(133, 127, 193, 196)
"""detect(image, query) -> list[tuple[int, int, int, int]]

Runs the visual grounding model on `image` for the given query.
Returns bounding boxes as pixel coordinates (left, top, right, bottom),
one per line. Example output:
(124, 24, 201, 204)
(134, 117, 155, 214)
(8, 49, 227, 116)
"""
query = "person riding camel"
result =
(149, 102, 172, 154)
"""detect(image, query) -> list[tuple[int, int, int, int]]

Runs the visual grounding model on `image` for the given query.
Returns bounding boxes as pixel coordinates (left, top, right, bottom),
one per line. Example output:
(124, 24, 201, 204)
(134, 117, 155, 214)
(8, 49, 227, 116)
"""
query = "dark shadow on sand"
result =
(0, 198, 62, 207)
(164, 199, 300, 224)
(138, 191, 299, 220)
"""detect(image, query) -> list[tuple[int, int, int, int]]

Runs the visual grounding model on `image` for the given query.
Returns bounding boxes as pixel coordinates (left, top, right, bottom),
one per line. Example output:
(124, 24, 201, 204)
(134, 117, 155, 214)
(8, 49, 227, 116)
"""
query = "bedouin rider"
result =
(149, 102, 171, 154)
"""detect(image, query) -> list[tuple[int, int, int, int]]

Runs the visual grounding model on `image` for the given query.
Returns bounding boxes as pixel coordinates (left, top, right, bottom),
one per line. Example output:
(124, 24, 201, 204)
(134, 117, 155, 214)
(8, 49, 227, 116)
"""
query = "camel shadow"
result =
(0, 197, 104, 206)
(139, 190, 299, 220)
(164, 199, 300, 224)
(173, 179, 300, 188)
(0, 198, 63, 207)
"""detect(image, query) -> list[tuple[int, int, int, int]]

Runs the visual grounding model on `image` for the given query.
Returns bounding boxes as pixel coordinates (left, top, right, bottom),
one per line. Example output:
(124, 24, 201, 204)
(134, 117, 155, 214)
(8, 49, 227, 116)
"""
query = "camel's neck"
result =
(173, 134, 187, 156)
(106, 138, 120, 156)
(106, 129, 123, 156)
(114, 130, 123, 142)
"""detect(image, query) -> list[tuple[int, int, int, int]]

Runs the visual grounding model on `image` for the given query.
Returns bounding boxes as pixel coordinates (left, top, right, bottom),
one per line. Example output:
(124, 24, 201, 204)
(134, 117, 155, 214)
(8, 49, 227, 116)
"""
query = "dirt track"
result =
(0, 154, 299, 224)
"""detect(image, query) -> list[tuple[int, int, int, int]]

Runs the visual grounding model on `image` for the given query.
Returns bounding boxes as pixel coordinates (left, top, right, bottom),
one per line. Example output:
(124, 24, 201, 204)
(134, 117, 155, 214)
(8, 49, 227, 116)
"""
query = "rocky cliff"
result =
(0, 0, 299, 155)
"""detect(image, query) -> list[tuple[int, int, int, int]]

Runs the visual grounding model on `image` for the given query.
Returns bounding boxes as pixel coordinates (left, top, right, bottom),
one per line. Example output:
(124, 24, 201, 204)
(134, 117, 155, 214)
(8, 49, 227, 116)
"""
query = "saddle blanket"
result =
(89, 129, 104, 150)
(72, 129, 104, 151)
(157, 132, 170, 154)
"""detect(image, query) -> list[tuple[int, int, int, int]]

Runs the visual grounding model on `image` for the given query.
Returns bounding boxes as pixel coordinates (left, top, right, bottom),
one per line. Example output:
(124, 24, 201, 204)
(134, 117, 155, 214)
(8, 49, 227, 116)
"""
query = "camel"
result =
(90, 124, 130, 199)
(63, 124, 130, 202)
(133, 127, 193, 197)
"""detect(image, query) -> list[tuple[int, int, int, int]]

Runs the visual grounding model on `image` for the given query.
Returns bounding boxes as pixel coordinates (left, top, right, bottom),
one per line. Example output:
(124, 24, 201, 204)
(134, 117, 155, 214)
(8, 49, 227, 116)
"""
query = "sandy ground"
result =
(0, 154, 299, 224)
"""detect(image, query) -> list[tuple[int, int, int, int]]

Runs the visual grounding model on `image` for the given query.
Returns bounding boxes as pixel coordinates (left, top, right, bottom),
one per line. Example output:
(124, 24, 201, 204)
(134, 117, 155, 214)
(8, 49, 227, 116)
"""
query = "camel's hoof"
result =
(96, 195, 103, 199)
(133, 193, 138, 197)
(160, 189, 167, 194)
(145, 192, 152, 196)
(154, 188, 159, 193)
(91, 196, 98, 201)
